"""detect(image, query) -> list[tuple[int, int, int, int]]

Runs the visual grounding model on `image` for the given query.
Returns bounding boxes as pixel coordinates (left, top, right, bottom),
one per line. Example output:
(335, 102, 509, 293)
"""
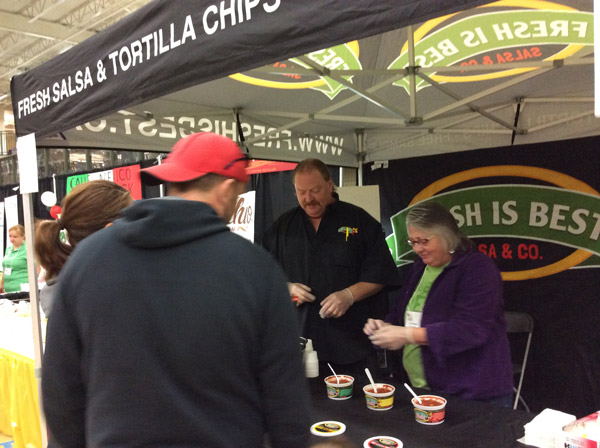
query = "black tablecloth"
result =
(307, 373, 535, 448)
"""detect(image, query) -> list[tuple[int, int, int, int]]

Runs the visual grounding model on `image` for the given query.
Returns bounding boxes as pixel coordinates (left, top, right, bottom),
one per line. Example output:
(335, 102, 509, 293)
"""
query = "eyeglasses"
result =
(407, 235, 435, 247)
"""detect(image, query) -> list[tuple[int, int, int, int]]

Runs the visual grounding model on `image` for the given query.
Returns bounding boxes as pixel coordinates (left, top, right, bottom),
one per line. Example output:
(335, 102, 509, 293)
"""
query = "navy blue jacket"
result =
(43, 198, 311, 448)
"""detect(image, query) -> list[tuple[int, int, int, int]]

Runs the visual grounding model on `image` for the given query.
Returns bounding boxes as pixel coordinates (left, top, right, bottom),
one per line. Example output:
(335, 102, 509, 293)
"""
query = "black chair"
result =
(504, 311, 534, 411)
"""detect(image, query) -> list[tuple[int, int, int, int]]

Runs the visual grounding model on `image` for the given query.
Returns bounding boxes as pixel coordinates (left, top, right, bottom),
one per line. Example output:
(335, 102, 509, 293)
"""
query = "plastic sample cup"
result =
(324, 375, 354, 400)
(363, 436, 403, 448)
(411, 395, 447, 425)
(363, 383, 395, 411)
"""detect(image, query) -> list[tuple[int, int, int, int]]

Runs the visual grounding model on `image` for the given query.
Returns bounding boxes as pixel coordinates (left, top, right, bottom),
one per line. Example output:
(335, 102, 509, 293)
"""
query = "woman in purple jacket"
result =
(364, 202, 513, 406)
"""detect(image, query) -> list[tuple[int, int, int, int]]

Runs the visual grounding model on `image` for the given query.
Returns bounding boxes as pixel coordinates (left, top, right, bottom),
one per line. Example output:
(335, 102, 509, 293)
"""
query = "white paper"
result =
(4, 195, 19, 248)
(405, 310, 423, 327)
(88, 169, 114, 182)
(518, 408, 576, 448)
(16, 133, 39, 193)
(228, 191, 255, 242)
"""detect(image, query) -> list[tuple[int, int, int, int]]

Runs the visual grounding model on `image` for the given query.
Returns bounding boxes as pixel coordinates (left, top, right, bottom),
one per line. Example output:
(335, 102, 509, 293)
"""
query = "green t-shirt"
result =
(2, 243, 29, 292)
(402, 262, 448, 388)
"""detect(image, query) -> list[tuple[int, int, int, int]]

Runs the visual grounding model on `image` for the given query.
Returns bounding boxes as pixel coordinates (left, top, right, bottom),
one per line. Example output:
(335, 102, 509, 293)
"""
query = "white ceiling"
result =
(0, 0, 150, 122)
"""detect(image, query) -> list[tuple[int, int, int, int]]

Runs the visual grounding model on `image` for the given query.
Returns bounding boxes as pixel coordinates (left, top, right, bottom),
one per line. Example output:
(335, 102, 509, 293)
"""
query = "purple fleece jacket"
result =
(386, 250, 513, 400)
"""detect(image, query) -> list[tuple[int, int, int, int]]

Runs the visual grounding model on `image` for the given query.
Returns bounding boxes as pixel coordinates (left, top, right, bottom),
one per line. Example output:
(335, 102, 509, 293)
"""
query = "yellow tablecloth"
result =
(0, 314, 44, 448)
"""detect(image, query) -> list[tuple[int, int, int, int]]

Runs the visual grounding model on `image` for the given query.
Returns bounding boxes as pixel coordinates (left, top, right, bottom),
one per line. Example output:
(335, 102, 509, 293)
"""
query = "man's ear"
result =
(211, 178, 236, 213)
(216, 178, 236, 200)
(327, 179, 334, 193)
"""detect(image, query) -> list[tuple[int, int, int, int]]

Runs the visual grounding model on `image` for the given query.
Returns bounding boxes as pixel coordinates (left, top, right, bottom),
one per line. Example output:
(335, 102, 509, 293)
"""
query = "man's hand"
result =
(367, 325, 415, 350)
(288, 283, 316, 306)
(319, 288, 354, 318)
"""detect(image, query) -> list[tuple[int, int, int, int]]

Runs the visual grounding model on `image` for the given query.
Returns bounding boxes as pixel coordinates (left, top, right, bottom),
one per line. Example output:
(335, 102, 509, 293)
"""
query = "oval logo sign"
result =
(387, 165, 600, 281)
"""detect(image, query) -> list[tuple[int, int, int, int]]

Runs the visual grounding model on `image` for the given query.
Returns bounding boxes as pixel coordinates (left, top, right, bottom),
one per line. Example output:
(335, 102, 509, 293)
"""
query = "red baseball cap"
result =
(140, 132, 249, 185)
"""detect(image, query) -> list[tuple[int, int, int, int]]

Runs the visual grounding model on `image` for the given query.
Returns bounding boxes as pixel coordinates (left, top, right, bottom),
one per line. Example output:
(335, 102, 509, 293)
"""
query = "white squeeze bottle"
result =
(303, 339, 319, 378)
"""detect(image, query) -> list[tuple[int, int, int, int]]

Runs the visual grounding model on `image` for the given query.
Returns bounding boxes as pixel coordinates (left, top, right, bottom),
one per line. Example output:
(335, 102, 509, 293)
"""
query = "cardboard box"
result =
(556, 412, 600, 448)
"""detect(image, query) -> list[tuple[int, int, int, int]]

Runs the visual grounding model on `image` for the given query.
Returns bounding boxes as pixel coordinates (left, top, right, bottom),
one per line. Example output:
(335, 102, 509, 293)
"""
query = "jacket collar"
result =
(414, 249, 471, 271)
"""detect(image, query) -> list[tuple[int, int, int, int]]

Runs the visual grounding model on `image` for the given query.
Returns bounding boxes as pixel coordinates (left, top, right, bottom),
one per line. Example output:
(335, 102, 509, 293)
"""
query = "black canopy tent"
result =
(8, 0, 600, 437)
(10, 1, 501, 444)
(8, 0, 600, 409)
(11, 0, 599, 169)
(11, 0, 493, 141)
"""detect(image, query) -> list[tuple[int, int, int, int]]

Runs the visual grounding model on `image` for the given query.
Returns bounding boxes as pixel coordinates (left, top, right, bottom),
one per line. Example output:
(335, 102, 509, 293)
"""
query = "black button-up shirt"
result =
(263, 199, 399, 364)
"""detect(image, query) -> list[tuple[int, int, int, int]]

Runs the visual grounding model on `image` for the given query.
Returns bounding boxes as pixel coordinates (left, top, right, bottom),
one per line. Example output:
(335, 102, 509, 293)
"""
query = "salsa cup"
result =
(324, 375, 354, 400)
(363, 383, 395, 411)
(411, 395, 447, 424)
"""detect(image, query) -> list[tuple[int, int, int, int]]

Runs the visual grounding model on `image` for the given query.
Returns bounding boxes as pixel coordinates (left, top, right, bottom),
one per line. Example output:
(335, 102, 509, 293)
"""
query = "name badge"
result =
(4, 268, 11, 275)
(405, 310, 422, 328)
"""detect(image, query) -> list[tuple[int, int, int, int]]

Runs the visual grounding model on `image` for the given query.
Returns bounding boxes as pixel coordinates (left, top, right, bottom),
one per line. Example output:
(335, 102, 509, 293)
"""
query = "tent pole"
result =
(296, 55, 407, 119)
(356, 129, 364, 187)
(407, 25, 418, 121)
(23, 192, 48, 448)
(593, 0, 600, 117)
(157, 155, 165, 197)
(423, 67, 552, 121)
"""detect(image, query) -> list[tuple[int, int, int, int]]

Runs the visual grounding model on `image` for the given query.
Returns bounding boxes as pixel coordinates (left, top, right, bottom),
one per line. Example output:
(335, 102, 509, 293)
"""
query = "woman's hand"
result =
(363, 318, 388, 336)
(368, 325, 415, 350)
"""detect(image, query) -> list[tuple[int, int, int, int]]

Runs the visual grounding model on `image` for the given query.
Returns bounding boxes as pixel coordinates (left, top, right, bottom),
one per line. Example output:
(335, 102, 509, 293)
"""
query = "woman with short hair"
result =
(364, 201, 513, 406)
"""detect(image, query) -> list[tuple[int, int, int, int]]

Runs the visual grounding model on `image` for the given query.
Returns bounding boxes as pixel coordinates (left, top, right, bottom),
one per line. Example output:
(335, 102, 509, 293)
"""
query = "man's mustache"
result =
(303, 201, 320, 207)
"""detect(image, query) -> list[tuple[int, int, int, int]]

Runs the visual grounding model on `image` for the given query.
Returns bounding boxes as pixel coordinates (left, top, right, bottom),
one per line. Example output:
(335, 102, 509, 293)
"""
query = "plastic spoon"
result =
(364, 367, 378, 393)
(404, 382, 422, 404)
(327, 363, 339, 384)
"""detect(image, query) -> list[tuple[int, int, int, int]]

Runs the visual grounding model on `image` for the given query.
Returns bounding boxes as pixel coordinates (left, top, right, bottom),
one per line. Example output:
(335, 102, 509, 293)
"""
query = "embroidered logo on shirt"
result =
(338, 226, 358, 241)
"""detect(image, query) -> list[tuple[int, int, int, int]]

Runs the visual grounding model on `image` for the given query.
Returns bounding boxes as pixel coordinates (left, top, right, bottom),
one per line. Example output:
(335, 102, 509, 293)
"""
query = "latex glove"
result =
(368, 325, 415, 350)
(319, 288, 354, 319)
(288, 282, 316, 306)
(363, 318, 389, 336)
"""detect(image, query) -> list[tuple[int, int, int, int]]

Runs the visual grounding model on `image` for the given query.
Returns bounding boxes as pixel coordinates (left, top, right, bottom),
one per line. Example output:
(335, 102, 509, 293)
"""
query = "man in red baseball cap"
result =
(140, 131, 250, 185)
(139, 131, 250, 221)
(43, 132, 311, 448)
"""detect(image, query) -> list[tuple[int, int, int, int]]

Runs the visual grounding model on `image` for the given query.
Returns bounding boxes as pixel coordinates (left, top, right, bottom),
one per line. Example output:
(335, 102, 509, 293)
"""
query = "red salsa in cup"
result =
(325, 375, 351, 384)
(365, 384, 394, 394)
(418, 396, 446, 407)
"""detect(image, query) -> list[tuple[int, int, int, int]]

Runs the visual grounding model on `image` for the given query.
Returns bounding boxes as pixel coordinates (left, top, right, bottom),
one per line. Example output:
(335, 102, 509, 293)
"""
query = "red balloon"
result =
(50, 205, 62, 219)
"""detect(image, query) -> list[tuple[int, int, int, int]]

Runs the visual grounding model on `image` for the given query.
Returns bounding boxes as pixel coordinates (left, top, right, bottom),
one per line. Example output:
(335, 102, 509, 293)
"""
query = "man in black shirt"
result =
(262, 158, 399, 375)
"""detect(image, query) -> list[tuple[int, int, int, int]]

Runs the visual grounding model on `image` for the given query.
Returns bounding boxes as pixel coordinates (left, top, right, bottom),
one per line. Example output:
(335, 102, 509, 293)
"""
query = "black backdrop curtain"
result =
(252, 170, 297, 244)
(0, 159, 340, 252)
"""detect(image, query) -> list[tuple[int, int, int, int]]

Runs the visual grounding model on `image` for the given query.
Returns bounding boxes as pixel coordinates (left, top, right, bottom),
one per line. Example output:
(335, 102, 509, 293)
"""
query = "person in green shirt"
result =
(1, 225, 29, 292)
(363, 202, 513, 406)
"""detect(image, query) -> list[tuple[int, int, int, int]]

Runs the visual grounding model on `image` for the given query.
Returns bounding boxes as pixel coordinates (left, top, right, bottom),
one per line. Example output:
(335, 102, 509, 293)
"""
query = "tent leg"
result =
(23, 192, 49, 448)
(407, 25, 418, 121)
(356, 129, 364, 187)
(157, 155, 165, 197)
